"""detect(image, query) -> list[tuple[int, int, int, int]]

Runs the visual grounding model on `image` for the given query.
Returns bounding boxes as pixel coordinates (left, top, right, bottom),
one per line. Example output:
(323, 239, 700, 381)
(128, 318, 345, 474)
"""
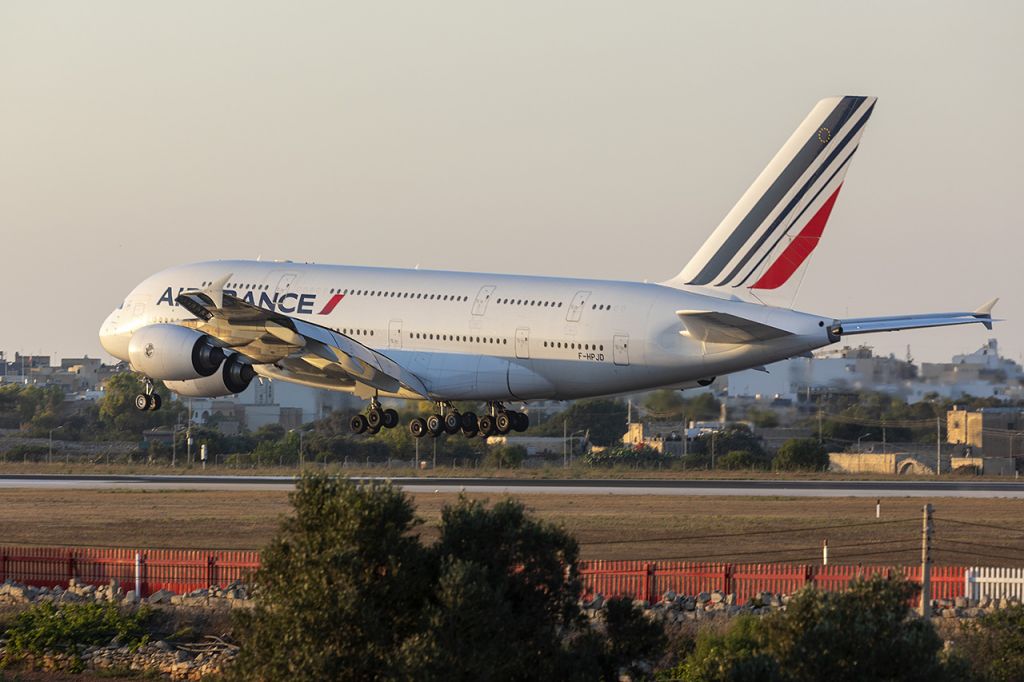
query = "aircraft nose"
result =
(99, 309, 130, 360)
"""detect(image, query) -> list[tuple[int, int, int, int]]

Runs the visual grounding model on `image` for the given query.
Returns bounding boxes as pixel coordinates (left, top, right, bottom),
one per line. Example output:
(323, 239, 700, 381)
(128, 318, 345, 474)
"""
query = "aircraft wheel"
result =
(426, 414, 444, 436)
(134, 394, 151, 411)
(460, 412, 478, 431)
(477, 415, 497, 437)
(443, 413, 461, 434)
(512, 412, 529, 432)
(367, 424, 381, 435)
(409, 418, 427, 438)
(462, 426, 479, 438)
(366, 408, 383, 430)
(350, 414, 368, 434)
(382, 409, 399, 429)
(495, 412, 512, 434)
(148, 393, 162, 411)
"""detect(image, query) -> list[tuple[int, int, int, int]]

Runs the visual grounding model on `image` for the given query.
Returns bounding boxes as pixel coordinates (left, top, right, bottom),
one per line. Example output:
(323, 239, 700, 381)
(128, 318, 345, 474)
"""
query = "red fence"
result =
(578, 561, 966, 605)
(0, 546, 965, 603)
(0, 546, 260, 597)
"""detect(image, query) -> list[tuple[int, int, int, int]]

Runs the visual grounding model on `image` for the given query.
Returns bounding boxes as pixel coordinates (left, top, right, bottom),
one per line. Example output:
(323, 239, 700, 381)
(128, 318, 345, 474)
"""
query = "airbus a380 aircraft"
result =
(99, 96, 997, 438)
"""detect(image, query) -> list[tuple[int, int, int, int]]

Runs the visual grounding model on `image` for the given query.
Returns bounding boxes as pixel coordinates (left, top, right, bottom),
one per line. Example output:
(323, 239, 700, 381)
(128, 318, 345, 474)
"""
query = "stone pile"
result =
(0, 578, 251, 608)
(582, 590, 1024, 622)
(1, 639, 237, 681)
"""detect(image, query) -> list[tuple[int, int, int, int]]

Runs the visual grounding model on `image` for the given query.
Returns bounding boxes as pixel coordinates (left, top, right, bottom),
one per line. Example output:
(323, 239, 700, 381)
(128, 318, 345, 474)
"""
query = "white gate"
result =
(966, 567, 1024, 600)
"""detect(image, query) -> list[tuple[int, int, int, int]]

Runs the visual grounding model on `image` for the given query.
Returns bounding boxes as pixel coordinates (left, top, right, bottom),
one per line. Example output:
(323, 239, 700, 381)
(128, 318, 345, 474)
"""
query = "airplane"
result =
(99, 95, 997, 439)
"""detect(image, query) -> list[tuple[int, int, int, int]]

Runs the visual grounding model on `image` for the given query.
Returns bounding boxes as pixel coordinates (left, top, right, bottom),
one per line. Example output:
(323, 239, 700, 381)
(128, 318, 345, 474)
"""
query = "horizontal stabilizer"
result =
(676, 310, 793, 344)
(834, 300, 999, 336)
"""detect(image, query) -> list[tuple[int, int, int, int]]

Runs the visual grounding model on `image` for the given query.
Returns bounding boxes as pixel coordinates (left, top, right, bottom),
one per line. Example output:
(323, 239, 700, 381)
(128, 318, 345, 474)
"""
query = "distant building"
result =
(947, 406, 1024, 460)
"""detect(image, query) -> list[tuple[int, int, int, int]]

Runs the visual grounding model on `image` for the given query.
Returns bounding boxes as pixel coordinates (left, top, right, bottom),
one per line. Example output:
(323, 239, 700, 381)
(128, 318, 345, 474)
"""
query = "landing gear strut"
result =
(350, 396, 399, 435)
(134, 378, 161, 412)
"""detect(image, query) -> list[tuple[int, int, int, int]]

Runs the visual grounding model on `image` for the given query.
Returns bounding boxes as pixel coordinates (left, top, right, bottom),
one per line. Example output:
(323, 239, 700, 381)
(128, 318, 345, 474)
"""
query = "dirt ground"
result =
(1, 489, 1022, 565)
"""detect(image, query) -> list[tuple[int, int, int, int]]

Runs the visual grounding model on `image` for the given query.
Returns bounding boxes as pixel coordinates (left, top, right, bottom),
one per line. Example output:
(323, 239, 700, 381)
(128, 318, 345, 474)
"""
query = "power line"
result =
(638, 540, 920, 564)
(583, 516, 918, 546)
(930, 544, 1024, 565)
(934, 537, 1024, 554)
(934, 517, 1024, 535)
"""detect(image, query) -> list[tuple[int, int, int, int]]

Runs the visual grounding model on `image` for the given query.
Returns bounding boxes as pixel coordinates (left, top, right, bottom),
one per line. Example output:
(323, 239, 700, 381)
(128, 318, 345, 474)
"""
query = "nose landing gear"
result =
(134, 378, 162, 411)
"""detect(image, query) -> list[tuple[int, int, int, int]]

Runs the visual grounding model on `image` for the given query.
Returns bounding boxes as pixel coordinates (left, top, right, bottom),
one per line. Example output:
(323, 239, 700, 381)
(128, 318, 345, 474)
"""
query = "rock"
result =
(725, 593, 736, 605)
(148, 588, 175, 604)
(697, 591, 710, 603)
(710, 591, 724, 604)
(124, 590, 138, 603)
(154, 640, 174, 652)
(662, 590, 676, 603)
(683, 597, 695, 612)
(942, 608, 957, 618)
(979, 596, 991, 609)
(954, 596, 968, 609)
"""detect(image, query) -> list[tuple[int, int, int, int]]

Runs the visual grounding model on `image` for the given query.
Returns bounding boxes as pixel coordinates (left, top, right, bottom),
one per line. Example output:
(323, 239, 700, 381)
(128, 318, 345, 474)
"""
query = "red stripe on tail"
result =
(750, 185, 843, 290)
(318, 294, 345, 315)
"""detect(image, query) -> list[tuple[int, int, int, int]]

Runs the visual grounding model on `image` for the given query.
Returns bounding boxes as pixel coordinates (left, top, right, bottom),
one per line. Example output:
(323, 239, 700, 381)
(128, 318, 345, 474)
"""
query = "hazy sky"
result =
(2, 1, 1021, 365)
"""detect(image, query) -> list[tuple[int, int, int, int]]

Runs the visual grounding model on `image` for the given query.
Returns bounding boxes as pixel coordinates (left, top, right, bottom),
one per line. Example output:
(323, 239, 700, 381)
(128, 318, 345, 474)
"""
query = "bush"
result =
(2, 602, 151, 671)
(584, 444, 667, 467)
(482, 444, 527, 468)
(665, 577, 950, 682)
(954, 604, 1024, 681)
(718, 450, 762, 470)
(772, 438, 828, 471)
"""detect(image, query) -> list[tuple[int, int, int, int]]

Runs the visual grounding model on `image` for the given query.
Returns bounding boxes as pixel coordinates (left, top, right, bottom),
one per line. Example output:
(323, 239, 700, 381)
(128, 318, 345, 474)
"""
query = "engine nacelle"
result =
(128, 324, 225, 381)
(165, 354, 256, 397)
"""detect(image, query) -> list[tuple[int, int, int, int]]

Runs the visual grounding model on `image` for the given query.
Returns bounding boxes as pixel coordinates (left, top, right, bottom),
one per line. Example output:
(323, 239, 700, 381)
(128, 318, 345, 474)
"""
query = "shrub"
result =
(954, 604, 1024, 681)
(2, 602, 151, 671)
(772, 438, 828, 471)
(718, 450, 761, 470)
(482, 444, 527, 468)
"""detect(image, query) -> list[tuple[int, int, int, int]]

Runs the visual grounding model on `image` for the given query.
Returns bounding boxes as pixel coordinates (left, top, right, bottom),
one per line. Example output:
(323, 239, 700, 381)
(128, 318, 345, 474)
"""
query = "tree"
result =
(229, 476, 432, 681)
(97, 373, 182, 436)
(773, 438, 828, 471)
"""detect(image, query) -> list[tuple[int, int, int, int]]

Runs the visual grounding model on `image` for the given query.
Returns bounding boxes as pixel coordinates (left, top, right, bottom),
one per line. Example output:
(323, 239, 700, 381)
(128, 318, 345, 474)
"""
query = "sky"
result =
(1, 1, 1021, 365)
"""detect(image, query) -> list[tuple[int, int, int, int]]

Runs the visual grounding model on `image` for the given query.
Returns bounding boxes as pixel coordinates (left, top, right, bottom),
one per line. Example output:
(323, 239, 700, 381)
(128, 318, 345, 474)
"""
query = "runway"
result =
(1, 474, 1023, 497)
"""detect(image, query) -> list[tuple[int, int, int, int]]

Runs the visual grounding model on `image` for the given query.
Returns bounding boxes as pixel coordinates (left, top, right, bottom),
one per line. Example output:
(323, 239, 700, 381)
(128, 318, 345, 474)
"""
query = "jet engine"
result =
(165, 353, 256, 397)
(127, 324, 225, 381)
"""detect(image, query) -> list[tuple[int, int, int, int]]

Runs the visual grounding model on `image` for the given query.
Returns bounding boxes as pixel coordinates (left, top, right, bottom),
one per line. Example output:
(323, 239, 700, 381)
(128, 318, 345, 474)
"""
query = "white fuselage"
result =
(100, 260, 835, 402)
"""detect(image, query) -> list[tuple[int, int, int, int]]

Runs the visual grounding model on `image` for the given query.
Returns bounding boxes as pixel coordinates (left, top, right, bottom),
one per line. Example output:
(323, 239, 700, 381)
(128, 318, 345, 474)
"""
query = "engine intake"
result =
(165, 353, 256, 397)
(127, 324, 225, 381)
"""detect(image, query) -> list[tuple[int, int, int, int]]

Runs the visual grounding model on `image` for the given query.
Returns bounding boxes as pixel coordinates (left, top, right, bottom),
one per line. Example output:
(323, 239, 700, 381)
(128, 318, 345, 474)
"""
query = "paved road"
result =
(1, 474, 1023, 497)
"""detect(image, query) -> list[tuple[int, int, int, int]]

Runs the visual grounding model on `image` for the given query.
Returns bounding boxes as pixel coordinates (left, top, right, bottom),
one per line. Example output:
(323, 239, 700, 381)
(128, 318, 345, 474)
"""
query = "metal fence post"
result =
(208, 555, 216, 589)
(724, 563, 733, 595)
(134, 552, 142, 597)
(67, 550, 75, 585)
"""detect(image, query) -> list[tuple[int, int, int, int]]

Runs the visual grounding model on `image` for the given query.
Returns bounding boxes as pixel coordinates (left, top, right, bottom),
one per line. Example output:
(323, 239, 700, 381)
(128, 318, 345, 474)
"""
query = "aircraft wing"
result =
(175, 276, 428, 399)
(676, 310, 793, 344)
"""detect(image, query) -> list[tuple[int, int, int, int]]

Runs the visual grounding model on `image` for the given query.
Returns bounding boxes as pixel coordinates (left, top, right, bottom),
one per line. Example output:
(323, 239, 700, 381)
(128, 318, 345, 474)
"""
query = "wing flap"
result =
(676, 310, 793, 344)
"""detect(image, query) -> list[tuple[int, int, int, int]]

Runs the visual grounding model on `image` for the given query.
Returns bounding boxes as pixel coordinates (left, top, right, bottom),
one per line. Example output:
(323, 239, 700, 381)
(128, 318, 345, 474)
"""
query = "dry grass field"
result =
(1, 488, 1022, 566)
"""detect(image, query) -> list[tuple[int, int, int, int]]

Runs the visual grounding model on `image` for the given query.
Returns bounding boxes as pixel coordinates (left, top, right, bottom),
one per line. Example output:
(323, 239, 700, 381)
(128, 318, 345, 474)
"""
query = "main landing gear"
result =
(134, 378, 162, 411)
(408, 402, 529, 439)
(349, 397, 399, 435)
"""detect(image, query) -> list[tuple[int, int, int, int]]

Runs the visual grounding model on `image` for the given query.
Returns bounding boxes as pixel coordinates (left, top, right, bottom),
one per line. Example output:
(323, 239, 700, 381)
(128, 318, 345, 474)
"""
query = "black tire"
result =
(382, 409, 399, 429)
(409, 418, 427, 438)
(512, 412, 529, 432)
(443, 413, 461, 434)
(495, 412, 512, 434)
(462, 427, 479, 438)
(148, 393, 162, 411)
(366, 408, 383, 429)
(426, 414, 443, 436)
(460, 411, 478, 431)
(350, 414, 368, 434)
(134, 394, 151, 411)
(367, 424, 380, 435)
(478, 415, 496, 437)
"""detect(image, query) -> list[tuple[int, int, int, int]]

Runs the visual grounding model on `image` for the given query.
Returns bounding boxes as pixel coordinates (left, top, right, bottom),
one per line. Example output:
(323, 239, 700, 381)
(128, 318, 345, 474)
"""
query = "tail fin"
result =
(666, 96, 876, 295)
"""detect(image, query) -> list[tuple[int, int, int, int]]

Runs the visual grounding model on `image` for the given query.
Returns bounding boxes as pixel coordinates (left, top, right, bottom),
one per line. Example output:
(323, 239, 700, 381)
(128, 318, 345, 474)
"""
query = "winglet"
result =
(203, 273, 233, 309)
(974, 297, 999, 330)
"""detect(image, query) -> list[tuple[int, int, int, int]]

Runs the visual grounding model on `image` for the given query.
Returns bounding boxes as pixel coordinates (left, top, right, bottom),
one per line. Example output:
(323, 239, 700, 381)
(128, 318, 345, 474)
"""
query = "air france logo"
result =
(157, 287, 344, 316)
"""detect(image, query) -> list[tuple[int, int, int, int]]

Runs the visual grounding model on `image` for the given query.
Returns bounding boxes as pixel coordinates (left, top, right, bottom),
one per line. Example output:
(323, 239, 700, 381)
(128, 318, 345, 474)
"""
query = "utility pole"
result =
(817, 408, 823, 443)
(936, 417, 941, 476)
(563, 419, 567, 468)
(919, 503, 933, 617)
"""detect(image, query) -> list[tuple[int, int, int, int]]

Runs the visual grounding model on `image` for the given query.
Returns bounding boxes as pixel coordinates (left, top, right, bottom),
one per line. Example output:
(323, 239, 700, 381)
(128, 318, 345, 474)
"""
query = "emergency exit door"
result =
(613, 335, 629, 366)
(515, 328, 530, 359)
